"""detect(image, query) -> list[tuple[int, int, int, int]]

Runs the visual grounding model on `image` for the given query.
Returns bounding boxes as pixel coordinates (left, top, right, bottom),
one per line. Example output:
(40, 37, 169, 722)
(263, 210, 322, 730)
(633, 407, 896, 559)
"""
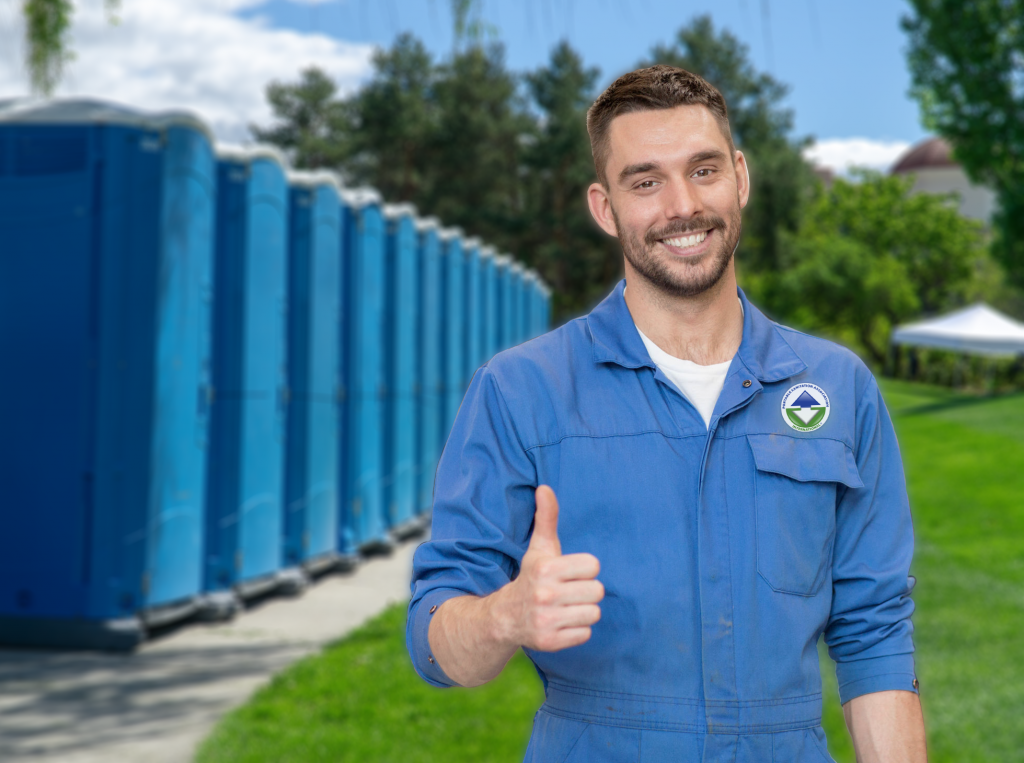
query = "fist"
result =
(497, 485, 604, 652)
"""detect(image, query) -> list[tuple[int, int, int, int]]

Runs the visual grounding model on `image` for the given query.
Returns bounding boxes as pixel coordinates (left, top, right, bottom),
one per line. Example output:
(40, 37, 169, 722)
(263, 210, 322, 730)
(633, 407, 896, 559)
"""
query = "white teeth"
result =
(663, 231, 708, 249)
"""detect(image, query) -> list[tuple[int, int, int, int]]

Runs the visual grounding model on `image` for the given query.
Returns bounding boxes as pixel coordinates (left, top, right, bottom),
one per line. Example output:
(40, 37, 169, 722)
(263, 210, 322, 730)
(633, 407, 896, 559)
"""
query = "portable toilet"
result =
(382, 203, 420, 538)
(415, 217, 443, 517)
(441, 228, 465, 436)
(523, 269, 539, 340)
(339, 188, 391, 554)
(494, 254, 513, 352)
(0, 99, 216, 648)
(462, 237, 483, 385)
(283, 171, 343, 576)
(509, 263, 525, 347)
(479, 245, 498, 364)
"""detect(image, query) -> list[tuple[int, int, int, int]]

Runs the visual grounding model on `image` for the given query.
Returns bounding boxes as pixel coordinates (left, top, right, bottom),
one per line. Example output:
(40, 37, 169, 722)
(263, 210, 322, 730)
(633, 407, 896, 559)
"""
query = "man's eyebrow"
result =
(618, 162, 659, 183)
(689, 149, 727, 164)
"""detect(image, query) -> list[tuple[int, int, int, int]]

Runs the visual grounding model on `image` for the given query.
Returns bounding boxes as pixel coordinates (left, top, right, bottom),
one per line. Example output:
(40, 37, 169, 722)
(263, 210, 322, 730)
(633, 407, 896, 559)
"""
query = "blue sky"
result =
(246, 0, 926, 146)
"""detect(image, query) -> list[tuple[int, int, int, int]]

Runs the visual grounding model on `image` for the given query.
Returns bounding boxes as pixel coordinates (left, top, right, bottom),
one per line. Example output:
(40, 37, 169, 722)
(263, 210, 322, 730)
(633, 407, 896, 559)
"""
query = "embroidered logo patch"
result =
(781, 383, 830, 432)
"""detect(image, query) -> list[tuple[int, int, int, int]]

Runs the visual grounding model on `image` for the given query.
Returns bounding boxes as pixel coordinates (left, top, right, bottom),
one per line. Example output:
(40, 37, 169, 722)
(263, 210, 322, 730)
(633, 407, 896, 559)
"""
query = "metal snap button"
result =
(428, 655, 435, 664)
(429, 605, 437, 614)
(913, 678, 920, 690)
(742, 379, 752, 388)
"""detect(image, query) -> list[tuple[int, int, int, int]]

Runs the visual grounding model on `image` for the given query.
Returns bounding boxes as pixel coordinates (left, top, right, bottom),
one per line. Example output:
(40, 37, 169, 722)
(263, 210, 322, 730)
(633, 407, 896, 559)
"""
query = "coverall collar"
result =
(587, 279, 807, 383)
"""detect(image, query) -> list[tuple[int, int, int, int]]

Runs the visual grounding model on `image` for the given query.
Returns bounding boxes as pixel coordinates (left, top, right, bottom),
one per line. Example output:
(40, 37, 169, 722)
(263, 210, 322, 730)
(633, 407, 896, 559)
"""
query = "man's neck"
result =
(623, 265, 744, 366)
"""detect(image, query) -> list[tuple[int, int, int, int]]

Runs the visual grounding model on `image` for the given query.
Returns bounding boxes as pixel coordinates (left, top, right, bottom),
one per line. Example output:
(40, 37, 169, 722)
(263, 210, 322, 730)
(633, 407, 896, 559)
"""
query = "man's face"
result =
(588, 105, 750, 298)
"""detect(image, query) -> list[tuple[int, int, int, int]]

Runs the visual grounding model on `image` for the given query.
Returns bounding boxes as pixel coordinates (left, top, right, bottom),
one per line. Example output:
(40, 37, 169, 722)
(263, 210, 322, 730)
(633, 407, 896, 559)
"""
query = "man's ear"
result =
(587, 182, 619, 238)
(735, 150, 751, 210)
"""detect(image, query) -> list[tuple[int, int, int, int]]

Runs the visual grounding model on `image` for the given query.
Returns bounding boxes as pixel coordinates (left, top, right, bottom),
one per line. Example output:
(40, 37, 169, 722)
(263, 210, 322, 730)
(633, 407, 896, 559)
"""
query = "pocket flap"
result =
(747, 433, 863, 488)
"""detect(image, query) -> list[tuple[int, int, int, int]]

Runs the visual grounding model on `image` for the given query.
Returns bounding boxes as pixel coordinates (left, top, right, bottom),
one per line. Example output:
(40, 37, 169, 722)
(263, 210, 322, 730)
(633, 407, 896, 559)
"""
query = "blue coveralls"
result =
(408, 282, 917, 762)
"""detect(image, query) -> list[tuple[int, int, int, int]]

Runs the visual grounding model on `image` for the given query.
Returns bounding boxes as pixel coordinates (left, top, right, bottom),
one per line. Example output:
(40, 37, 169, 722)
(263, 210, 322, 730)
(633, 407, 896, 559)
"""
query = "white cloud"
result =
(803, 138, 913, 176)
(0, 0, 374, 141)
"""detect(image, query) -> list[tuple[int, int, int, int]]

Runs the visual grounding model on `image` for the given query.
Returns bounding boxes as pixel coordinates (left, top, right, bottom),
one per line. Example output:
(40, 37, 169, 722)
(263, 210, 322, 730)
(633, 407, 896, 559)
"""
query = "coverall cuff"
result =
(835, 652, 918, 705)
(407, 588, 465, 688)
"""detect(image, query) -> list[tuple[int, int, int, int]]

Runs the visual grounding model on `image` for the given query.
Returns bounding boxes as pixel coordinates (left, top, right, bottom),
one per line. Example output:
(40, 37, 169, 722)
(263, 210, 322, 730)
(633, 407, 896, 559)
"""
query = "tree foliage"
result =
(21, 0, 120, 96)
(903, 0, 1024, 287)
(777, 173, 986, 364)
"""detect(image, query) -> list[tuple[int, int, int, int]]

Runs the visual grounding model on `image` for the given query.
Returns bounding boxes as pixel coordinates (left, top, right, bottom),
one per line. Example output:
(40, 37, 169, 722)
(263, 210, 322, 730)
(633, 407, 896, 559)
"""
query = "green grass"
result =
(198, 380, 1024, 763)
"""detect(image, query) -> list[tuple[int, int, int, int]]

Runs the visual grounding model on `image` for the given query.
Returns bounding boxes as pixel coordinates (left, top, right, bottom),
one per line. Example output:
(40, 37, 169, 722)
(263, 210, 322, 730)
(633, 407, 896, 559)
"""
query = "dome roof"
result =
(891, 137, 957, 173)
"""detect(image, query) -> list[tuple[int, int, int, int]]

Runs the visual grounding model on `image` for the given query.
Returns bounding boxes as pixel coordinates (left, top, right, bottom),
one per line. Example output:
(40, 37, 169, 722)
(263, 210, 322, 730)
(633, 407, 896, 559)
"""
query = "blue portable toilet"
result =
(205, 143, 301, 602)
(339, 188, 391, 554)
(462, 237, 483, 385)
(382, 203, 421, 538)
(0, 99, 216, 648)
(479, 245, 499, 363)
(494, 254, 513, 352)
(440, 228, 466, 436)
(509, 262, 525, 347)
(283, 170, 344, 576)
(523, 269, 539, 340)
(415, 216, 443, 517)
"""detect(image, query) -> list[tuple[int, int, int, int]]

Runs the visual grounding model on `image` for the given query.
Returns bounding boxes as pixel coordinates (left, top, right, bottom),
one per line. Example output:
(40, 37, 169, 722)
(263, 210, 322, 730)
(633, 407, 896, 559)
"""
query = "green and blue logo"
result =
(781, 383, 830, 432)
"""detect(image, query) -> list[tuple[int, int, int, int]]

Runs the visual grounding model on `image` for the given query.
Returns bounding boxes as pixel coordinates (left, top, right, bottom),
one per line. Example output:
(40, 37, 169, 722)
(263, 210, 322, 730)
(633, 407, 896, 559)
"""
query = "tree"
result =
(21, 0, 120, 96)
(777, 172, 985, 364)
(643, 15, 815, 296)
(903, 0, 1024, 288)
(521, 41, 620, 316)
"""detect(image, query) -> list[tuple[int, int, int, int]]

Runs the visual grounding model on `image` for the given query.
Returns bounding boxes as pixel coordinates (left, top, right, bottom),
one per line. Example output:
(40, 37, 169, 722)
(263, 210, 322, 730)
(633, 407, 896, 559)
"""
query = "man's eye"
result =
(637, 180, 657, 189)
(693, 168, 713, 178)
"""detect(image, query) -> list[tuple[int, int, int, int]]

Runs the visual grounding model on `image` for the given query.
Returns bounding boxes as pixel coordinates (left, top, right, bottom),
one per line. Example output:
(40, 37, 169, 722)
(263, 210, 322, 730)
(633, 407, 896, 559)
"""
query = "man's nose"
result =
(660, 177, 702, 221)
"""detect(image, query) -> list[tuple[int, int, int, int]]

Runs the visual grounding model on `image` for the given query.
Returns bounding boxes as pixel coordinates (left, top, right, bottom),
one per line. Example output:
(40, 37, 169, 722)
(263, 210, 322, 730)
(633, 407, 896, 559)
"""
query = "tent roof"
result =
(891, 303, 1024, 356)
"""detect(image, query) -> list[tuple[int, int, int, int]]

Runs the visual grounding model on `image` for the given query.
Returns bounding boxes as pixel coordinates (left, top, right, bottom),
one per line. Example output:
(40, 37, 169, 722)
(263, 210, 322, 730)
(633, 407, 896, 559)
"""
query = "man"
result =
(407, 65, 926, 762)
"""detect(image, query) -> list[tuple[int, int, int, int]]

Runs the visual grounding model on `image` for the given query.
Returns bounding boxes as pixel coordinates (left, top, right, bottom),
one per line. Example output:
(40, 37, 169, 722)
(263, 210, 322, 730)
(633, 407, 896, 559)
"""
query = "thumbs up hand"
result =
(492, 485, 604, 652)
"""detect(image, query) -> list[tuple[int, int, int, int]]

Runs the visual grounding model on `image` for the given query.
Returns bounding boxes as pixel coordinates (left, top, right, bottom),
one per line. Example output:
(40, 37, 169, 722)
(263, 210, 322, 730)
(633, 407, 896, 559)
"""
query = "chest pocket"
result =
(748, 434, 863, 596)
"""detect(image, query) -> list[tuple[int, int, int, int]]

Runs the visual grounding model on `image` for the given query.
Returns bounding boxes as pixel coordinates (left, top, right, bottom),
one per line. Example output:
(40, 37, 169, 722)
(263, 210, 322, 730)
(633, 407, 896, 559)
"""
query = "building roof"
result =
(891, 137, 957, 173)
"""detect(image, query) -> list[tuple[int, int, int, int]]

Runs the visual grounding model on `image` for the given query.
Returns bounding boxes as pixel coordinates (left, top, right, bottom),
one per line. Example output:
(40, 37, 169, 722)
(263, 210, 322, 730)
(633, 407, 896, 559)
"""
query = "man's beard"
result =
(613, 207, 742, 299)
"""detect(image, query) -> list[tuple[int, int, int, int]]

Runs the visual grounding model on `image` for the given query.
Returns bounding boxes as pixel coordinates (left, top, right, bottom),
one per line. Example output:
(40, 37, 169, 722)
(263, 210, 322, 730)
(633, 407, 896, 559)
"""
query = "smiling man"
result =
(407, 65, 926, 762)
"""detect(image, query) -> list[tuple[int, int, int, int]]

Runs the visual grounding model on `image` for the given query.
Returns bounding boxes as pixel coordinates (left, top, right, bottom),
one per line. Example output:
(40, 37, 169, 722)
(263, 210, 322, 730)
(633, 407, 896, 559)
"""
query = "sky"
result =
(0, 0, 925, 174)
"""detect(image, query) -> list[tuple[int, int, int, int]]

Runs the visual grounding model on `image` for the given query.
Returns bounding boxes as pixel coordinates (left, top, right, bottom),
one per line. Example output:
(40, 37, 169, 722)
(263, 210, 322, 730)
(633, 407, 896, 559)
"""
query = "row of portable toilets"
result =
(0, 99, 550, 649)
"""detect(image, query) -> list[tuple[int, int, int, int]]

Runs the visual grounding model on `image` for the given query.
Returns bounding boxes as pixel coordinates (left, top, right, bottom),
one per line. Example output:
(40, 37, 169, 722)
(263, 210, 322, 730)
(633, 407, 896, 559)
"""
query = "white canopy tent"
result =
(891, 304, 1024, 357)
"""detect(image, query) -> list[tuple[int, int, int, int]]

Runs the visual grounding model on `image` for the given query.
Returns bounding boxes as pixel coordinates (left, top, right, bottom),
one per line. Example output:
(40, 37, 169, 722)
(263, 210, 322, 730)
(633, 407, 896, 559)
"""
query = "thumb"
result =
(528, 485, 562, 557)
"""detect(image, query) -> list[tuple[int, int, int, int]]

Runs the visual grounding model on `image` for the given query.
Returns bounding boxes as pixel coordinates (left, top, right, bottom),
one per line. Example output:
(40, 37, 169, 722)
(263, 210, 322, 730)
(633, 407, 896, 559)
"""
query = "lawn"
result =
(197, 380, 1024, 763)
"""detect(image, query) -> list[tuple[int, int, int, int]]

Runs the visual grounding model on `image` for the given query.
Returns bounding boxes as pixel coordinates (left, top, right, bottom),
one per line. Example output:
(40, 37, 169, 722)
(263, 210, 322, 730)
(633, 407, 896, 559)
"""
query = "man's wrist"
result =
(483, 581, 522, 650)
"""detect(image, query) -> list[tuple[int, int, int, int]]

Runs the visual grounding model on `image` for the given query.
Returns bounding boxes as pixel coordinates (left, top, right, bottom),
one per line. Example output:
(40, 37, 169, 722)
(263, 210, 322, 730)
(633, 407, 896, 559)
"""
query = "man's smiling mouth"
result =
(660, 229, 710, 250)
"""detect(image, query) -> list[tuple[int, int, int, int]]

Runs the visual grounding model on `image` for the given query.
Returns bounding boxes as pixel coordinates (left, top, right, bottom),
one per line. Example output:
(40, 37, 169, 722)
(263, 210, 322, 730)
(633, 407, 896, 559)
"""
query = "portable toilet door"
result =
(0, 99, 216, 649)
(382, 203, 419, 537)
(479, 246, 498, 363)
(283, 171, 343, 576)
(462, 238, 483, 385)
(441, 229, 466, 436)
(339, 188, 391, 553)
(523, 270, 539, 340)
(415, 217, 443, 517)
(206, 144, 296, 600)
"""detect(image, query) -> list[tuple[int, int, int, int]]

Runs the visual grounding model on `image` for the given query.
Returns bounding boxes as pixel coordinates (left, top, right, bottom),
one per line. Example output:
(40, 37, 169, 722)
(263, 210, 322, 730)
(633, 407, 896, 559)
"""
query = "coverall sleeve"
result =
(406, 366, 538, 687)
(824, 376, 918, 704)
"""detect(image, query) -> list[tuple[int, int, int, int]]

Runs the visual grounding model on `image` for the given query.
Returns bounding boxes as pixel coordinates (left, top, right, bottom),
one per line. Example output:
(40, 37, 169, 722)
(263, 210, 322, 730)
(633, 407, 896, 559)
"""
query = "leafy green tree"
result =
(521, 41, 620, 317)
(778, 172, 986, 364)
(21, 0, 120, 96)
(644, 15, 815, 293)
(251, 67, 352, 171)
(903, 0, 1024, 288)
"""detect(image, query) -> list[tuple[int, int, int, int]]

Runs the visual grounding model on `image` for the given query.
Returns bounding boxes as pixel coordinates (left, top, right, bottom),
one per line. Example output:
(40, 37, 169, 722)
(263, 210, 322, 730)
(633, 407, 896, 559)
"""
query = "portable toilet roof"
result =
(438, 226, 464, 241)
(523, 269, 539, 283)
(462, 236, 483, 249)
(494, 253, 512, 267)
(415, 215, 441, 232)
(216, 141, 290, 169)
(480, 244, 497, 259)
(0, 96, 215, 141)
(891, 303, 1024, 357)
(340, 187, 383, 209)
(382, 202, 418, 220)
(510, 261, 525, 274)
(287, 169, 343, 193)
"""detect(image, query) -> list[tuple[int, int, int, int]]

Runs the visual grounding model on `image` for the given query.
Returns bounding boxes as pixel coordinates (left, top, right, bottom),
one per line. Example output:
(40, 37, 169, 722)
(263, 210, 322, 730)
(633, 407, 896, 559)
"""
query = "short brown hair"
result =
(586, 64, 734, 187)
